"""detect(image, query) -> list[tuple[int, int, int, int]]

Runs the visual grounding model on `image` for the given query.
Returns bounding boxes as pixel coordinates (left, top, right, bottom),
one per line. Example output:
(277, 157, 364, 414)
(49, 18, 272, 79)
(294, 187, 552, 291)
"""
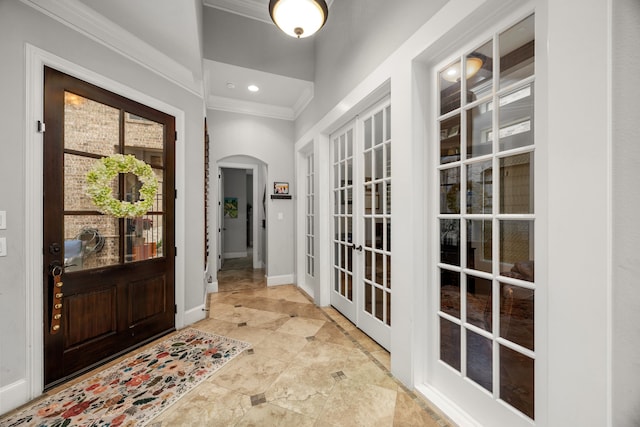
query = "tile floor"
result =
(148, 257, 454, 426)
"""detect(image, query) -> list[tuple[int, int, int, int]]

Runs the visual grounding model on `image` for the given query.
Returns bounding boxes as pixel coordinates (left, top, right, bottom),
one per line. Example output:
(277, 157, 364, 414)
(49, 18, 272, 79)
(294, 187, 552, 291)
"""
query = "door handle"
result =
(49, 261, 64, 334)
(349, 243, 363, 252)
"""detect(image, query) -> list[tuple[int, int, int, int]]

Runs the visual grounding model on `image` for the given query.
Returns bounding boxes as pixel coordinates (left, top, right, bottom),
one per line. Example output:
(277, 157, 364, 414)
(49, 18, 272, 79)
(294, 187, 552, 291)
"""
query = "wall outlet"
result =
(0, 211, 5, 229)
(0, 237, 6, 256)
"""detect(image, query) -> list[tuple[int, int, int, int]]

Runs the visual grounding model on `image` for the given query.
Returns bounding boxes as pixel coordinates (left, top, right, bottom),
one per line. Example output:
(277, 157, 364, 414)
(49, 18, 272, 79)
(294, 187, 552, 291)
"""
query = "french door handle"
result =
(349, 243, 363, 252)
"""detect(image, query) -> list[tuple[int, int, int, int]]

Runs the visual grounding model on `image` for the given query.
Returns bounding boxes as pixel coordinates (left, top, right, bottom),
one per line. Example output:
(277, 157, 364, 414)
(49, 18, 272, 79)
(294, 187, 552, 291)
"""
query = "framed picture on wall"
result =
(224, 197, 238, 218)
(274, 182, 289, 194)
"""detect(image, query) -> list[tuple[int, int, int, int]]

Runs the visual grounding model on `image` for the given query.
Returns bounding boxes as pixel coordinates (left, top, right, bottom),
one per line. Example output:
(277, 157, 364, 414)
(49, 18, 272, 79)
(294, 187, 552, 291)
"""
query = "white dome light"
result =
(269, 0, 328, 39)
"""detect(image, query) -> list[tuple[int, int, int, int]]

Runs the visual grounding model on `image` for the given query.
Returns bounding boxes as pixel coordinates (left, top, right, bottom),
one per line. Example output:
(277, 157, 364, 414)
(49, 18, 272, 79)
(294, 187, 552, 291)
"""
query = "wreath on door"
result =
(86, 154, 158, 218)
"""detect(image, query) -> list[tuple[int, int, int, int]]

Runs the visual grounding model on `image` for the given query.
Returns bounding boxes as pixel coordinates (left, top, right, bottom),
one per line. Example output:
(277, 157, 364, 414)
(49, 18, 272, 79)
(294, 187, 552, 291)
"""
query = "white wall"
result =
(295, 0, 448, 140)
(209, 110, 295, 283)
(222, 168, 248, 257)
(0, 1, 205, 411)
(612, 0, 640, 424)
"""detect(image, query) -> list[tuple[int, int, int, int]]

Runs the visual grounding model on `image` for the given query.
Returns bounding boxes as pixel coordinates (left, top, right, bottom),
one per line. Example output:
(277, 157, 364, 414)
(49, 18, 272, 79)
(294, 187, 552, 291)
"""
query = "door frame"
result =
(25, 45, 187, 398)
(217, 161, 261, 271)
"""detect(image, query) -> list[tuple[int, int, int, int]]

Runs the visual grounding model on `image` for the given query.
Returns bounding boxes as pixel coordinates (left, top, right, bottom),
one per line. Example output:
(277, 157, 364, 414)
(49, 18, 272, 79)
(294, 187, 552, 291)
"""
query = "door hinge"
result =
(175, 131, 178, 142)
(37, 121, 45, 133)
(174, 247, 177, 256)
(174, 304, 177, 314)
(174, 189, 177, 199)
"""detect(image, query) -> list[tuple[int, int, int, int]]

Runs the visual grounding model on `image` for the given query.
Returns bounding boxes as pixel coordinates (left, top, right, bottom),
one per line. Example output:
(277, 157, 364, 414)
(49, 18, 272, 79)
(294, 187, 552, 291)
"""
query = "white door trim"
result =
(24, 44, 187, 401)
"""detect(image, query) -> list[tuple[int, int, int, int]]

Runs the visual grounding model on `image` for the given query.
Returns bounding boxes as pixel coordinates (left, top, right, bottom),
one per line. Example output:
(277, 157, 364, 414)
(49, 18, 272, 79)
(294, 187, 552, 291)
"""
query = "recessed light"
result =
(226, 82, 236, 89)
(248, 85, 260, 92)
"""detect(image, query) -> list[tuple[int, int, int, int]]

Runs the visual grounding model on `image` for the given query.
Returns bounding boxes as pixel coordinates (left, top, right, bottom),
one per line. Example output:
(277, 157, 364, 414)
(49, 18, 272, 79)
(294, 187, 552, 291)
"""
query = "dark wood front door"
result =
(43, 67, 176, 389)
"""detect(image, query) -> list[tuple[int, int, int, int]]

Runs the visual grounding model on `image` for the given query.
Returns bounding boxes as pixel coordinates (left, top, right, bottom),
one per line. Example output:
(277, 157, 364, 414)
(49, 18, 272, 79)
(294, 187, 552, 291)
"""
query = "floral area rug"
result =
(1, 329, 250, 427)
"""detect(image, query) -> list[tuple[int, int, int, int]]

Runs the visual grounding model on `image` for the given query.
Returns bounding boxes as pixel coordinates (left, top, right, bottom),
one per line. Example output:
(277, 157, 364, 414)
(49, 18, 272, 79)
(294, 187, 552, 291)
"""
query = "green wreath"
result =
(86, 154, 158, 218)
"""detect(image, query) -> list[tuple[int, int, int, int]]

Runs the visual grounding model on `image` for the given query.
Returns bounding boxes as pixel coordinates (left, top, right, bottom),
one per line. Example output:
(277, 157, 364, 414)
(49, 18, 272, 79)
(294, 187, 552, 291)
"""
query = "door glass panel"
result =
(467, 40, 493, 98)
(440, 167, 461, 214)
(365, 249, 373, 281)
(466, 101, 492, 158)
(440, 60, 461, 115)
(64, 215, 119, 271)
(440, 268, 460, 318)
(385, 143, 391, 179)
(500, 345, 534, 419)
(467, 330, 493, 392)
(374, 146, 383, 180)
(467, 219, 492, 273)
(375, 286, 384, 321)
(64, 92, 119, 157)
(365, 283, 372, 314)
(467, 161, 493, 214)
(500, 284, 534, 350)
(499, 15, 535, 89)
(467, 276, 492, 331)
(440, 219, 460, 266)
(125, 214, 164, 262)
(375, 252, 383, 285)
(364, 118, 372, 150)
(440, 318, 461, 371)
(498, 84, 534, 152)
(500, 221, 534, 280)
(374, 111, 384, 145)
(500, 153, 533, 214)
(64, 154, 117, 211)
(440, 115, 461, 164)
(364, 151, 372, 181)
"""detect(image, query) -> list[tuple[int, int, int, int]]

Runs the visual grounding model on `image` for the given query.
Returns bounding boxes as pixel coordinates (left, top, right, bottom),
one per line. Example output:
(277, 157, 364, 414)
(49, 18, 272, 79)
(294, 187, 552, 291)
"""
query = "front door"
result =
(43, 67, 176, 389)
(330, 98, 392, 350)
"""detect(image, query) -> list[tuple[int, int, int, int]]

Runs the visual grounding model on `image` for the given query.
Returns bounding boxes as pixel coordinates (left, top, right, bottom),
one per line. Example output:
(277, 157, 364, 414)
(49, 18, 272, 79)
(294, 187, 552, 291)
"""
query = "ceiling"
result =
(28, 0, 324, 120)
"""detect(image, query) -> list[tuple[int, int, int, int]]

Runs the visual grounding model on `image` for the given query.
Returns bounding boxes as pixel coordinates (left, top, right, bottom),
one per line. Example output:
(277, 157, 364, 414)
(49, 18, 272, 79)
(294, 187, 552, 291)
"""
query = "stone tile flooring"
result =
(148, 283, 454, 426)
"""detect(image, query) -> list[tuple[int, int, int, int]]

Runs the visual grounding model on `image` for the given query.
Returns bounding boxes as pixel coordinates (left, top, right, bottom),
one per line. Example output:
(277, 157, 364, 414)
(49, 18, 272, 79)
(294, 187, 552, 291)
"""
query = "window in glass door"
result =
(437, 13, 535, 420)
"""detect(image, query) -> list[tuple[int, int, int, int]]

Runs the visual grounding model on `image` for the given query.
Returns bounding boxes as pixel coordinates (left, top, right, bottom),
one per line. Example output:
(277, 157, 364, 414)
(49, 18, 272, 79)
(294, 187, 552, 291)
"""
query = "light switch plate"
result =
(0, 211, 5, 229)
(0, 237, 6, 256)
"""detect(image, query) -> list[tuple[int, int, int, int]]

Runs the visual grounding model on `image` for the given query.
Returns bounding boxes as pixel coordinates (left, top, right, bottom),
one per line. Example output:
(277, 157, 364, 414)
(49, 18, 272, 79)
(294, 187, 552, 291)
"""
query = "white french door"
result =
(429, 13, 537, 426)
(330, 98, 392, 350)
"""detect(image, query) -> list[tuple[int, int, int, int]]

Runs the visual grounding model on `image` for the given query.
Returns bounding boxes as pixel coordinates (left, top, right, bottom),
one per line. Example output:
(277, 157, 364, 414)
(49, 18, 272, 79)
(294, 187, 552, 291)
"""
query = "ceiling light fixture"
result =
(269, 0, 328, 39)
(248, 85, 260, 92)
(441, 57, 484, 83)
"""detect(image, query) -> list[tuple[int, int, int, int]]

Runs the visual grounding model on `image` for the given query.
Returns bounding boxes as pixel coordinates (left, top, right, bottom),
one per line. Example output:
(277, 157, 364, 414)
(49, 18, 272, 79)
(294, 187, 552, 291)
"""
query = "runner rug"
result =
(1, 329, 250, 427)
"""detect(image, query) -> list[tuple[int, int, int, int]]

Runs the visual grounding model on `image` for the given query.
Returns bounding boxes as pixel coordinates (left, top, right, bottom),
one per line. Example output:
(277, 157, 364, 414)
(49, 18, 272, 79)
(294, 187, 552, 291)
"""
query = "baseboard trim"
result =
(207, 281, 218, 293)
(0, 379, 29, 414)
(224, 251, 247, 259)
(414, 384, 480, 427)
(183, 304, 207, 326)
(266, 274, 294, 286)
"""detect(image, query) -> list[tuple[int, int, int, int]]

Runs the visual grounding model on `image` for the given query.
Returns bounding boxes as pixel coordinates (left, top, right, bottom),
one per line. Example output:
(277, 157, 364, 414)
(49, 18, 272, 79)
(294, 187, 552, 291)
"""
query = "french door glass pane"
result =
(500, 345, 534, 419)
(499, 14, 535, 89)
(500, 283, 534, 350)
(498, 84, 534, 152)
(440, 61, 461, 115)
(440, 318, 461, 371)
(467, 219, 492, 273)
(440, 219, 460, 266)
(467, 330, 493, 392)
(467, 161, 493, 214)
(466, 101, 493, 158)
(500, 153, 533, 214)
(467, 40, 493, 98)
(499, 220, 534, 276)
(64, 154, 116, 211)
(467, 276, 492, 331)
(440, 115, 461, 164)
(440, 268, 461, 318)
(440, 167, 461, 214)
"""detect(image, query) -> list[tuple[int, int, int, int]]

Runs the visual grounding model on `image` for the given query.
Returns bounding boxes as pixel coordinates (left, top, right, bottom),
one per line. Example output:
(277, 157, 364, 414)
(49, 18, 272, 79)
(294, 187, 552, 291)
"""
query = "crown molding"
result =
(21, 0, 204, 97)
(203, 0, 272, 24)
(292, 86, 314, 119)
(208, 95, 295, 121)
